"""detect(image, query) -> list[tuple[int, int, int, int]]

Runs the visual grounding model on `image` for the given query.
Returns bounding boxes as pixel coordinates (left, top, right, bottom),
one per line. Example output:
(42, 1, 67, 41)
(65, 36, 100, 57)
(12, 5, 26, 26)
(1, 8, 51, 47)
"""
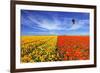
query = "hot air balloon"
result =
(72, 18, 75, 24)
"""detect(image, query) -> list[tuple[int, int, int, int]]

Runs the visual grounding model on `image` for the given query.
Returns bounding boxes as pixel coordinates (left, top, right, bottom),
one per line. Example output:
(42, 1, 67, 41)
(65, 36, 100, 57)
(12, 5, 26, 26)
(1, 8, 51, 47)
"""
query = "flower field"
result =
(21, 36, 61, 63)
(21, 36, 89, 63)
(58, 36, 90, 60)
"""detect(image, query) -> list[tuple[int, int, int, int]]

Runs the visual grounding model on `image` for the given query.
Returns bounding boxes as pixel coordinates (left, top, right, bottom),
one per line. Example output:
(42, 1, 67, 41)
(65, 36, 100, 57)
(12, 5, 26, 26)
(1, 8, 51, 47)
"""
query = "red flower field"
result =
(57, 36, 90, 61)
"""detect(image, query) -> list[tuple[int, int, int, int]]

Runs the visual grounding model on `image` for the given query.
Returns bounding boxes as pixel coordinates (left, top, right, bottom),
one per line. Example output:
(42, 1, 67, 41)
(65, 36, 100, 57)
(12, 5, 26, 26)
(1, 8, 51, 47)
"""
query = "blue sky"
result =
(21, 10, 90, 35)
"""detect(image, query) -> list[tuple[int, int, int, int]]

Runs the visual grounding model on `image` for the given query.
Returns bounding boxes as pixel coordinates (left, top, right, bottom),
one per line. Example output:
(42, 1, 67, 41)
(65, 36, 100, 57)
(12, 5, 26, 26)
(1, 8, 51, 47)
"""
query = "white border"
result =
(16, 4, 94, 69)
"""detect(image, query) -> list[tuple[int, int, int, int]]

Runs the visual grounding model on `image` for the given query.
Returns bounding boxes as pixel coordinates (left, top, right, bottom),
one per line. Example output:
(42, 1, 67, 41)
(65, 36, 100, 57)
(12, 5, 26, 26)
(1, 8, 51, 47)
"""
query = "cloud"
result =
(39, 19, 64, 30)
(21, 10, 89, 35)
(27, 13, 89, 31)
(26, 12, 62, 30)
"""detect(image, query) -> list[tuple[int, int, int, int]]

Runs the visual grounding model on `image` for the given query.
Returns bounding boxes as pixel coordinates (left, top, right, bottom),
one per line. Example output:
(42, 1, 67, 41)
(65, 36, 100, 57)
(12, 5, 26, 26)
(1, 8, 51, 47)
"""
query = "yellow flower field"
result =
(21, 36, 61, 63)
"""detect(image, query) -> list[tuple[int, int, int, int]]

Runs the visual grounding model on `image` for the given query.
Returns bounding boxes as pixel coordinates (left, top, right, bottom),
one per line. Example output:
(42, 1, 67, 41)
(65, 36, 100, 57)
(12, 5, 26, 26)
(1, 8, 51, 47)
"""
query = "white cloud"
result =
(40, 20, 62, 30)
(24, 11, 89, 31)
(27, 13, 62, 30)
